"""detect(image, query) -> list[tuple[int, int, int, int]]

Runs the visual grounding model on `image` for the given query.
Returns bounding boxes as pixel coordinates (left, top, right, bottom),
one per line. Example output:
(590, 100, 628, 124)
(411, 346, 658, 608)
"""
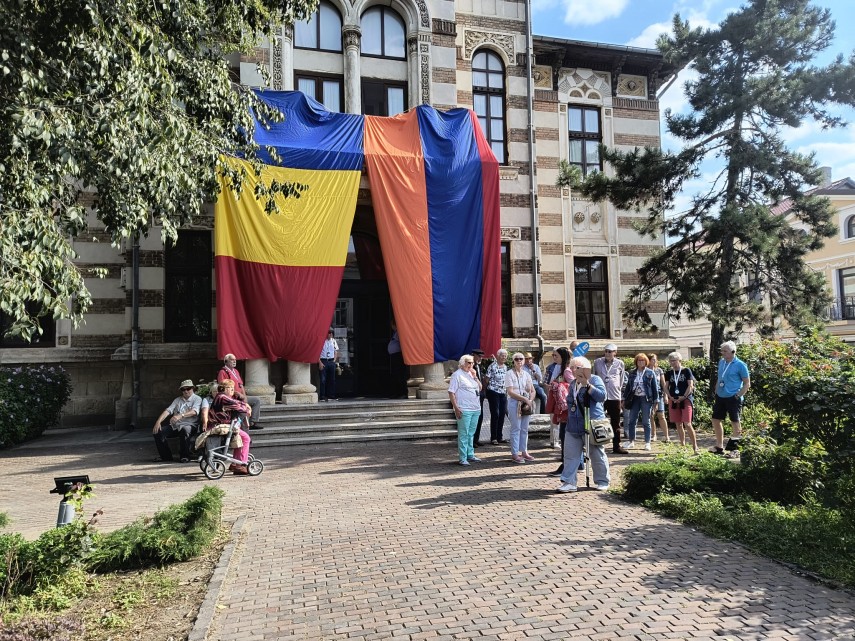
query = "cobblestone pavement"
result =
(2, 431, 854, 640)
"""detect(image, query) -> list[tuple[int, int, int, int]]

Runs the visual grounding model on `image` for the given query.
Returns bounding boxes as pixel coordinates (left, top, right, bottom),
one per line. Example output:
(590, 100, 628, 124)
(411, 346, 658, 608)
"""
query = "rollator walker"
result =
(199, 415, 265, 480)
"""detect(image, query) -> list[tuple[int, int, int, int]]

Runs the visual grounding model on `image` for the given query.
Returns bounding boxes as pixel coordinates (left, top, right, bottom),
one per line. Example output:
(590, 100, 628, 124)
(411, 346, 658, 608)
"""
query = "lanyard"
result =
(671, 367, 683, 394)
(719, 359, 733, 387)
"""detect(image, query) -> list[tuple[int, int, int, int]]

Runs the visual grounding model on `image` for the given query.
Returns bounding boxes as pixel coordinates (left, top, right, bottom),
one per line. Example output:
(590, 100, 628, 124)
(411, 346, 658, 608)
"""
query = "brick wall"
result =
(432, 67, 456, 84)
(542, 300, 565, 313)
(540, 242, 562, 255)
(539, 213, 562, 226)
(613, 133, 660, 147)
(511, 259, 532, 274)
(621, 244, 660, 257)
(541, 270, 565, 284)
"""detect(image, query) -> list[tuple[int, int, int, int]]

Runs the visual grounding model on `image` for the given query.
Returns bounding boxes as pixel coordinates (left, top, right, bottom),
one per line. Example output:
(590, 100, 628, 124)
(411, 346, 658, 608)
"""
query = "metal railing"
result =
(826, 295, 855, 321)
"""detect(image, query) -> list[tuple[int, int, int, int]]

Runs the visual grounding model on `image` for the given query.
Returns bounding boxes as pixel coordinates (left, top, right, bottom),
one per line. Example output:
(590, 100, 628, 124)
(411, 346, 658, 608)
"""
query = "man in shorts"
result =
(710, 340, 750, 455)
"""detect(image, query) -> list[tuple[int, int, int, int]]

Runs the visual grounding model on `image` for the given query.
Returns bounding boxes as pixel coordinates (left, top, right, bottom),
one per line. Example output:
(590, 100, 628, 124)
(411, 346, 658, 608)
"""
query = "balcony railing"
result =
(826, 296, 855, 321)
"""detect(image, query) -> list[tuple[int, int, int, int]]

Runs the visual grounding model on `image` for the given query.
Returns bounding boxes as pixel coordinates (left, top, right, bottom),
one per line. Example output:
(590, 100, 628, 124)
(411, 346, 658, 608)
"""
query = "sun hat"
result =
(179, 379, 195, 390)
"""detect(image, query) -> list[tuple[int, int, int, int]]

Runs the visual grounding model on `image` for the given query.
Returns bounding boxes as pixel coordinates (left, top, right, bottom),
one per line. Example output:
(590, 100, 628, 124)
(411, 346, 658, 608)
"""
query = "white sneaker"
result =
(556, 483, 577, 493)
(594, 484, 610, 491)
(459, 460, 470, 466)
(644, 442, 652, 451)
(468, 456, 482, 462)
(623, 441, 636, 449)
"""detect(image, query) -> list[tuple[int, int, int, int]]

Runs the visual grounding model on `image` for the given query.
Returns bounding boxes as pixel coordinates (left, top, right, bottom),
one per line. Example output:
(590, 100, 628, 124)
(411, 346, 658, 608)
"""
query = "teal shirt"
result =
(716, 356, 749, 398)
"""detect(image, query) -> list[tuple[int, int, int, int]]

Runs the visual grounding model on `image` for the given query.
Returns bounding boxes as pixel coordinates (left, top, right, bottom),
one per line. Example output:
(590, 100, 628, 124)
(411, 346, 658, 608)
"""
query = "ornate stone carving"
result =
(421, 54, 431, 104)
(416, 0, 429, 28)
(501, 227, 521, 240)
(573, 211, 585, 224)
(464, 30, 515, 62)
(590, 210, 601, 224)
(616, 74, 647, 97)
(408, 36, 418, 55)
(343, 26, 361, 50)
(272, 36, 283, 89)
(558, 68, 611, 100)
(532, 65, 552, 89)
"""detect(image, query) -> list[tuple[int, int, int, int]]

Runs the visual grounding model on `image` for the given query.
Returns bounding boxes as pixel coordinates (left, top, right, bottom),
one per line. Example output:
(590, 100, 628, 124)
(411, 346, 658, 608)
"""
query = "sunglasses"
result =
(181, 387, 193, 391)
(463, 360, 474, 364)
(513, 357, 524, 361)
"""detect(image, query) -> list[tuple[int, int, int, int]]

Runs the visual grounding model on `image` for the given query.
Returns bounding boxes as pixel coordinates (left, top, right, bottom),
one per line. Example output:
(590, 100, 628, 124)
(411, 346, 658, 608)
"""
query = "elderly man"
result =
(485, 348, 509, 444)
(217, 354, 263, 429)
(710, 340, 750, 454)
(593, 343, 629, 454)
(152, 379, 202, 463)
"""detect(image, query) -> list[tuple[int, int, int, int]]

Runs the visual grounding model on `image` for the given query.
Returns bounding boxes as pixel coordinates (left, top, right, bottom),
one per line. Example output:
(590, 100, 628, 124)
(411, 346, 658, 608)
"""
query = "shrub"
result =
(0, 366, 72, 448)
(739, 436, 826, 505)
(740, 327, 855, 464)
(0, 615, 82, 641)
(620, 452, 738, 503)
(86, 486, 224, 572)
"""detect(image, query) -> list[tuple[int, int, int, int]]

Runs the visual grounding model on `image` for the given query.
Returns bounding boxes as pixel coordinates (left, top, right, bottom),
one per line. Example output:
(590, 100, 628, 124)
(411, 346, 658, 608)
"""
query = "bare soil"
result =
(68, 532, 227, 641)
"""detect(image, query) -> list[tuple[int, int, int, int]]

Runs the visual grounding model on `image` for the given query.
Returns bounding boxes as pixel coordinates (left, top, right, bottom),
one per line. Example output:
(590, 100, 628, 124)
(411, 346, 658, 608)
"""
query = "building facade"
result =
(0, 0, 677, 426)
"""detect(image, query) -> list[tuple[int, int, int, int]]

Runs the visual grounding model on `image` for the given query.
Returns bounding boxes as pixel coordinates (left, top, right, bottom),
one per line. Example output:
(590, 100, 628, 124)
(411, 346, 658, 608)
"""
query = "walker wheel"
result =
(204, 460, 226, 480)
(247, 460, 264, 476)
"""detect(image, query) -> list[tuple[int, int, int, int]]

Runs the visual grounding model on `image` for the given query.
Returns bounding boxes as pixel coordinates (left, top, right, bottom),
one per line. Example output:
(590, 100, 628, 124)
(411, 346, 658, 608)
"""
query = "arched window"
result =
(846, 214, 855, 239)
(295, 1, 342, 52)
(472, 50, 506, 164)
(361, 7, 405, 59)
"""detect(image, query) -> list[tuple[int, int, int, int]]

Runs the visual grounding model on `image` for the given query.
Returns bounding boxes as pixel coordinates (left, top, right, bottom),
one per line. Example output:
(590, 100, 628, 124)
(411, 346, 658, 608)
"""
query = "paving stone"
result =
(2, 437, 855, 640)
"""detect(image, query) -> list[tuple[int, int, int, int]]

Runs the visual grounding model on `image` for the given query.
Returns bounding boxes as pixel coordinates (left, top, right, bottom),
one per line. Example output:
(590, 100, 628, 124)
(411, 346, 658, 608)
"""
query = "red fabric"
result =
(215, 256, 343, 362)
(469, 111, 502, 356)
(209, 392, 250, 426)
(217, 367, 246, 395)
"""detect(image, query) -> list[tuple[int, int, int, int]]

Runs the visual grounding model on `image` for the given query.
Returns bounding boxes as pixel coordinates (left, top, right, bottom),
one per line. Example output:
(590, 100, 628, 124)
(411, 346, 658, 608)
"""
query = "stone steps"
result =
(248, 398, 458, 447)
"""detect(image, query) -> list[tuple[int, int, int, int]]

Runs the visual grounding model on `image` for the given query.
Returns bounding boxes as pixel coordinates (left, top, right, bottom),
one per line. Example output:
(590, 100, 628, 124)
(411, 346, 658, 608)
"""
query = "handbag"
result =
(589, 417, 614, 444)
(520, 402, 533, 416)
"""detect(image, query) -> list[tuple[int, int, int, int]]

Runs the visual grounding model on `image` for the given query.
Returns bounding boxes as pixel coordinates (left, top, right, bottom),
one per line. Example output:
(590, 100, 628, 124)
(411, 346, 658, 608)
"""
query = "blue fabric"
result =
(717, 357, 749, 397)
(626, 399, 653, 442)
(457, 410, 479, 462)
(251, 90, 365, 171)
(417, 106, 485, 362)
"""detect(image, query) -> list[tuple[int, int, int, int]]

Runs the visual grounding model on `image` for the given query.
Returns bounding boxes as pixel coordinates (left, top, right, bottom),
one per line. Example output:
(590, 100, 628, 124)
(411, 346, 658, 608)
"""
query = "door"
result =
(338, 280, 393, 397)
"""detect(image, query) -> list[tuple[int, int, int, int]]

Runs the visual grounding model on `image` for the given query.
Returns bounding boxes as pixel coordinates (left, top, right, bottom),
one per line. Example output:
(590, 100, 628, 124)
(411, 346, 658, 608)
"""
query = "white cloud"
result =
(626, 22, 671, 49)
(561, 0, 629, 26)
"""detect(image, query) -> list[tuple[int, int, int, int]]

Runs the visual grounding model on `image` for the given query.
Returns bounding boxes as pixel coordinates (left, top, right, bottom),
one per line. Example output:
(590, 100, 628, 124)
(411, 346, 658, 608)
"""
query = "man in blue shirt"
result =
(710, 340, 750, 454)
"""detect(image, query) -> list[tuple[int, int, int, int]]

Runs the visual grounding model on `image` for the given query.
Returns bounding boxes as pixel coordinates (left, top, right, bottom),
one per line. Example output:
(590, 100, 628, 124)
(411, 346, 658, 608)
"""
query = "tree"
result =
(0, 0, 315, 341)
(577, 0, 855, 372)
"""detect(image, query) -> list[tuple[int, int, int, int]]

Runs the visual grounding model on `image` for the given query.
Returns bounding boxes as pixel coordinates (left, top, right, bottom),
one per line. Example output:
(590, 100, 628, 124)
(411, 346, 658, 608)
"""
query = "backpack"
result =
(547, 380, 570, 422)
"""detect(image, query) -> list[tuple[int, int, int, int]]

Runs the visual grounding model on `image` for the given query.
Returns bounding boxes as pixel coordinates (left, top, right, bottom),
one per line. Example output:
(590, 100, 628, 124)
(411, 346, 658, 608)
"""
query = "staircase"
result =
(247, 398, 458, 447)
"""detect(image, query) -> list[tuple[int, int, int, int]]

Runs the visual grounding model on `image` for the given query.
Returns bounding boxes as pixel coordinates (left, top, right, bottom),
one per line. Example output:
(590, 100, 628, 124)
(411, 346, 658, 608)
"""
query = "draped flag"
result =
(215, 92, 363, 362)
(364, 108, 501, 364)
(215, 91, 500, 364)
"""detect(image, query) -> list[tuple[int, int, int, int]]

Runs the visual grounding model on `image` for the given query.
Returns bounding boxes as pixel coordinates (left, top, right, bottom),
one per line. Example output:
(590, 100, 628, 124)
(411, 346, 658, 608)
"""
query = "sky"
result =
(531, 0, 855, 211)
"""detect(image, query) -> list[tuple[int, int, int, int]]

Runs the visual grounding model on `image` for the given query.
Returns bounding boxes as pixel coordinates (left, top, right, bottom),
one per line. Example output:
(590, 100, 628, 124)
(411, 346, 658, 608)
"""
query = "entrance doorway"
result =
(331, 206, 397, 398)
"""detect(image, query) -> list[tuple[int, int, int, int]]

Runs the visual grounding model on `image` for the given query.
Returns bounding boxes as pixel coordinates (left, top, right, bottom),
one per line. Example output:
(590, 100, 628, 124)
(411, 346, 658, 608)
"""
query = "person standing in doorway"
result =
(319, 327, 339, 401)
(710, 340, 750, 454)
(388, 319, 409, 399)
(593, 343, 629, 454)
(471, 349, 487, 448)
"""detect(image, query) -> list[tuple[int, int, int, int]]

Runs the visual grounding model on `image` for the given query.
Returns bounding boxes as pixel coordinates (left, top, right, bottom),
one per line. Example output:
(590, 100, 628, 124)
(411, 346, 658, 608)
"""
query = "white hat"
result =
(179, 379, 195, 390)
(604, 343, 618, 352)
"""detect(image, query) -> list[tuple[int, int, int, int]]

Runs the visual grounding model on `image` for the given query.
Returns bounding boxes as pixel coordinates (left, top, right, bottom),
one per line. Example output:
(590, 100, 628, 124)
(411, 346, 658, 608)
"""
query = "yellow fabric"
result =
(215, 157, 360, 267)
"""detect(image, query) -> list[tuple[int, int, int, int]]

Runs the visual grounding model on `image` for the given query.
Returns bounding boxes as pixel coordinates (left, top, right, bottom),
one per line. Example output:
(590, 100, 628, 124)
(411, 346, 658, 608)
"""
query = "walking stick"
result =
(584, 405, 591, 488)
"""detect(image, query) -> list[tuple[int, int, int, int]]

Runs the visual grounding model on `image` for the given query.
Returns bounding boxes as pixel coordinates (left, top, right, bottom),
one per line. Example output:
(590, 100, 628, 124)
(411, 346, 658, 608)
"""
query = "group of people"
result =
(447, 340, 751, 492)
(151, 354, 263, 475)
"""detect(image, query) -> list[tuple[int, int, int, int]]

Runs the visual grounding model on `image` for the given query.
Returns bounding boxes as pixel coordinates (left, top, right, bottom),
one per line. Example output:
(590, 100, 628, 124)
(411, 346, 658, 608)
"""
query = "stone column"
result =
(418, 362, 448, 399)
(408, 35, 420, 109)
(244, 358, 276, 404)
(279, 25, 294, 90)
(343, 26, 362, 114)
(407, 363, 425, 399)
(281, 361, 318, 405)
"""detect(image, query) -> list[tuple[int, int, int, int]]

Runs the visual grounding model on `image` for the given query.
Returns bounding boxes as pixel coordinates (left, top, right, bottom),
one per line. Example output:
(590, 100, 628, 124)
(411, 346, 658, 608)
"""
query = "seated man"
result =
(217, 354, 263, 429)
(209, 380, 252, 476)
(152, 379, 202, 463)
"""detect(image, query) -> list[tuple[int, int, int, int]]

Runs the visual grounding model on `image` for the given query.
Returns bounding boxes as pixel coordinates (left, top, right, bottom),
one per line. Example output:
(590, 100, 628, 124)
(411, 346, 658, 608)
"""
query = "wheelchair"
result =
(198, 415, 264, 480)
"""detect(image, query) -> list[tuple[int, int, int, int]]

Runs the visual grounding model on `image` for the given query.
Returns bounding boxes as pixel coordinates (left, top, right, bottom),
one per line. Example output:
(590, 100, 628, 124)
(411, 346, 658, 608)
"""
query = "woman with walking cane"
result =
(556, 356, 611, 493)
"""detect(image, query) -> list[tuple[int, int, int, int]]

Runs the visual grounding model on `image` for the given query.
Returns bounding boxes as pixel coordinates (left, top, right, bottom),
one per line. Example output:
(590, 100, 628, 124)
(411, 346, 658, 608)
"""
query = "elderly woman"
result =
(505, 352, 536, 463)
(448, 355, 483, 465)
(557, 356, 610, 492)
(665, 351, 699, 454)
(648, 354, 670, 442)
(622, 353, 659, 451)
(218, 353, 263, 428)
(209, 380, 252, 475)
(485, 348, 509, 444)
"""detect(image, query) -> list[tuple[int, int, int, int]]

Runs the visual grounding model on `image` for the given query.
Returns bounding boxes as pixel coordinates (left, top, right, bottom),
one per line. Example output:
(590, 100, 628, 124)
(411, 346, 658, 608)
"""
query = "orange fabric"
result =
(363, 113, 434, 365)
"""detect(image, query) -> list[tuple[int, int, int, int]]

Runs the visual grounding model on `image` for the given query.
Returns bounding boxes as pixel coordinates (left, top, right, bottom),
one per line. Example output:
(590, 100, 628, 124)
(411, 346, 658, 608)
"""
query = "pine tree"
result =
(578, 0, 855, 372)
